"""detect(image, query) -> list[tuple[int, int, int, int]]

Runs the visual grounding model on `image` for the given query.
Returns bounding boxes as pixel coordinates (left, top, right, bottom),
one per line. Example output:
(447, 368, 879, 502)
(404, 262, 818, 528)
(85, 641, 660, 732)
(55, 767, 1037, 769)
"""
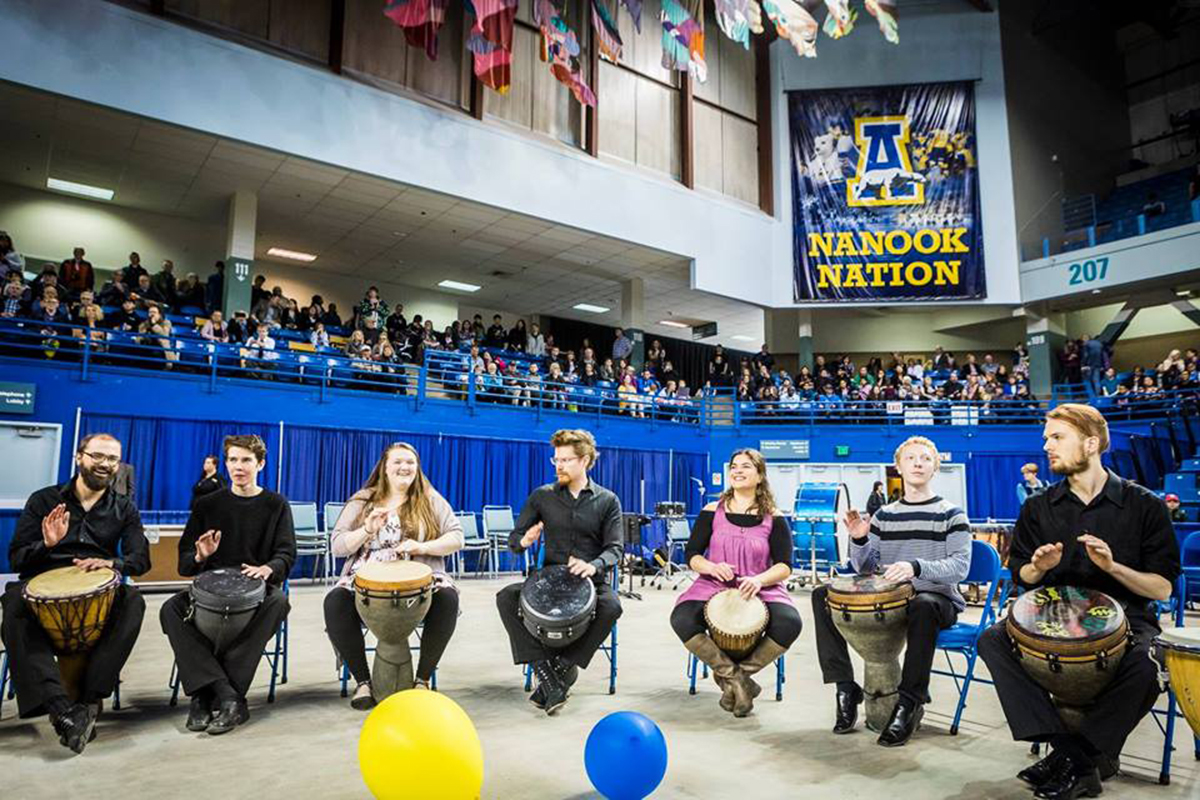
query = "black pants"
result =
(159, 583, 289, 698)
(324, 585, 459, 683)
(811, 584, 957, 703)
(670, 600, 803, 649)
(1, 582, 145, 718)
(978, 616, 1162, 759)
(496, 579, 622, 669)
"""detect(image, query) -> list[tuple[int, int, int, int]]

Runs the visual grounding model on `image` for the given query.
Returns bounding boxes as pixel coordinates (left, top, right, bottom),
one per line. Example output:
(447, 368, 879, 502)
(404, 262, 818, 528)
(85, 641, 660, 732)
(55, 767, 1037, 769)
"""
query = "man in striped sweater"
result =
(811, 435, 972, 747)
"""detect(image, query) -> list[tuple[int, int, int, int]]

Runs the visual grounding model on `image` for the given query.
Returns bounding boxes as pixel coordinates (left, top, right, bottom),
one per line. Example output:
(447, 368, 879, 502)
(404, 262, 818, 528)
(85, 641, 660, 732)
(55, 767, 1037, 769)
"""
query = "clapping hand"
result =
(520, 522, 544, 549)
(42, 504, 70, 548)
(1030, 542, 1064, 573)
(194, 529, 221, 562)
(363, 508, 389, 536)
(843, 509, 870, 541)
(1077, 534, 1114, 573)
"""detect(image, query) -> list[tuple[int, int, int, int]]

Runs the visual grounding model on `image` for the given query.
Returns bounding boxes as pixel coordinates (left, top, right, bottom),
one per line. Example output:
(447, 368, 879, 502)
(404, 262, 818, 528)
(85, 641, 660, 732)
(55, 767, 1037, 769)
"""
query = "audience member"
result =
(59, 247, 95, 296)
(0, 231, 24, 274)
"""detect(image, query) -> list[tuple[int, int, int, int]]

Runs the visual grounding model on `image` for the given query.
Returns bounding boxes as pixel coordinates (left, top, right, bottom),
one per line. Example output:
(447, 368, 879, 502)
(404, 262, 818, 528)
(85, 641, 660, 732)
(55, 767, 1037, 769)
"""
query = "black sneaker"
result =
(186, 694, 214, 732)
(529, 682, 547, 709)
(551, 656, 579, 689)
(532, 660, 568, 716)
(206, 698, 250, 735)
(52, 704, 96, 755)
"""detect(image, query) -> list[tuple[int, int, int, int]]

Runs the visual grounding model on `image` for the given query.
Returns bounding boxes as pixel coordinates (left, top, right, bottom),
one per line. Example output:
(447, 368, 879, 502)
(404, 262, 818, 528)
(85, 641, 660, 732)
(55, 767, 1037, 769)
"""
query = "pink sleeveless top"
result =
(676, 502, 794, 607)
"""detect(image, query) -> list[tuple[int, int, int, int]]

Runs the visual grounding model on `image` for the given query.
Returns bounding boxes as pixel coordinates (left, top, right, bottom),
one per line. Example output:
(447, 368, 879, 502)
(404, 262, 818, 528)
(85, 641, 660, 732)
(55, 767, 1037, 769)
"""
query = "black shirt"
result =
(1009, 469, 1181, 622)
(191, 474, 225, 508)
(684, 509, 792, 566)
(10, 481, 150, 580)
(508, 479, 623, 582)
(179, 488, 297, 585)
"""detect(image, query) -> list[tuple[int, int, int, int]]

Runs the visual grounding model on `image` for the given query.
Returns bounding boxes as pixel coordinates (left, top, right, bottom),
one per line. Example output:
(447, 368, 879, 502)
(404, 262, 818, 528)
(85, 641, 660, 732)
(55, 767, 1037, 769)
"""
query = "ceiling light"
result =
(573, 303, 610, 313)
(47, 177, 114, 201)
(438, 279, 482, 292)
(266, 247, 317, 262)
(658, 319, 689, 329)
(731, 335, 756, 342)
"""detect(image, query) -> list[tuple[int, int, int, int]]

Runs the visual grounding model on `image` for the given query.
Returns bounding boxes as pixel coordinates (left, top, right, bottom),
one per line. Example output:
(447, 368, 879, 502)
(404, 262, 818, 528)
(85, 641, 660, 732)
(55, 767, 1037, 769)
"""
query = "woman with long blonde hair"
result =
(670, 448, 801, 718)
(324, 443, 463, 709)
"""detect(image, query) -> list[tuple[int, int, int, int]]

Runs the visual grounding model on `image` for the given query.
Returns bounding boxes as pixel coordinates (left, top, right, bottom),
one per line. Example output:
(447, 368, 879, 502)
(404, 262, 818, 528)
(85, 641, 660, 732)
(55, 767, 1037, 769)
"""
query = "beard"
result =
(1049, 446, 1088, 476)
(79, 463, 114, 491)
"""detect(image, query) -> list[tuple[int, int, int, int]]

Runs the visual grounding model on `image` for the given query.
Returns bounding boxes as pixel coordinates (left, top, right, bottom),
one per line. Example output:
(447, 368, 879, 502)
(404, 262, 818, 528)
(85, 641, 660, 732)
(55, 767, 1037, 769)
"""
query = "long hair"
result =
(718, 448, 777, 516)
(357, 443, 442, 542)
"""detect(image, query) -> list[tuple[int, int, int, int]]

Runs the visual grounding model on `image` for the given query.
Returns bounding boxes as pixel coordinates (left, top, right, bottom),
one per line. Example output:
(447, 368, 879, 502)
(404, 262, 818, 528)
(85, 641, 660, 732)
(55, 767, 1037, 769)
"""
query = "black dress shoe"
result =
(52, 703, 96, 755)
(552, 656, 580, 689)
(877, 701, 924, 747)
(1033, 755, 1102, 800)
(529, 682, 547, 709)
(833, 685, 863, 734)
(1019, 749, 1067, 788)
(186, 694, 214, 732)
(206, 699, 250, 735)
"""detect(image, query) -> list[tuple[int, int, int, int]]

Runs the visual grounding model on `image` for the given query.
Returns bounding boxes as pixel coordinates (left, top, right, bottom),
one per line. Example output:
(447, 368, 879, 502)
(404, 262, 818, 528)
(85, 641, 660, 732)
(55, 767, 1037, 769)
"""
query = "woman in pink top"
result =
(324, 443, 463, 709)
(671, 448, 800, 717)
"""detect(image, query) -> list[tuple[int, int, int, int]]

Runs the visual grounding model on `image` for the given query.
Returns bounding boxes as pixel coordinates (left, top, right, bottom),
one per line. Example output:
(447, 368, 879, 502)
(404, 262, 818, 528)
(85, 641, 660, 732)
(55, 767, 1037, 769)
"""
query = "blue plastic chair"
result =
(1181, 531, 1200, 606)
(168, 580, 290, 705)
(521, 543, 618, 695)
(0, 648, 10, 716)
(931, 539, 1001, 735)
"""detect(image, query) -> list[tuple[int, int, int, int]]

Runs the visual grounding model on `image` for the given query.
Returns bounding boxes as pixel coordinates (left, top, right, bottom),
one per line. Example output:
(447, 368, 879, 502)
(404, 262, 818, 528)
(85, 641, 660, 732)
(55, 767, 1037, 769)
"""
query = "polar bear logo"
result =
(850, 166, 926, 203)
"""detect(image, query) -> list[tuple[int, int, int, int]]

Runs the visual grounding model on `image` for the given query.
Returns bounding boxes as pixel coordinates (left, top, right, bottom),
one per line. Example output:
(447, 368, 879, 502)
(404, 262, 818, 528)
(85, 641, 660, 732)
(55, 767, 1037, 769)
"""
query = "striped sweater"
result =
(850, 496, 972, 610)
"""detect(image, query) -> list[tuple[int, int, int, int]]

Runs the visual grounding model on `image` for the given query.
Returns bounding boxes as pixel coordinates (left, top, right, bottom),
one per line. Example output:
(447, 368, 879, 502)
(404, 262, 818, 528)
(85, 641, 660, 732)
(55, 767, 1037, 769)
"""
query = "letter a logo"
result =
(846, 116, 926, 208)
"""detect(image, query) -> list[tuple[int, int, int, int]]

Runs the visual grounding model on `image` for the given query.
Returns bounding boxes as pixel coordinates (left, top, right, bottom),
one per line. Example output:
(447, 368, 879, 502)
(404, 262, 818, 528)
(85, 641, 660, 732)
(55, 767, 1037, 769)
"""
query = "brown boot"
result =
(684, 634, 748, 714)
(732, 638, 788, 718)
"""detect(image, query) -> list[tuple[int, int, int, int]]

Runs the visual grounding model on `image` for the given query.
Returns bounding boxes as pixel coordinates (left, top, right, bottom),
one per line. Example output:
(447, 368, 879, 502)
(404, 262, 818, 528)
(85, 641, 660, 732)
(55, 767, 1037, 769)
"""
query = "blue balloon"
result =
(584, 712, 668, 800)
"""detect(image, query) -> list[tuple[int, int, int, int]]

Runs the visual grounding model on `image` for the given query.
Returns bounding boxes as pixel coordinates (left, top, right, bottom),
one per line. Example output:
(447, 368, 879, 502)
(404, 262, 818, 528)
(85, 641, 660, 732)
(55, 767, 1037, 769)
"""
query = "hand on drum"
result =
(882, 561, 915, 582)
(567, 556, 597, 578)
(1030, 542, 1064, 572)
(520, 522, 545, 549)
(241, 563, 272, 580)
(73, 557, 114, 572)
(397, 539, 427, 557)
(843, 509, 870, 541)
(195, 529, 222, 562)
(41, 503, 70, 548)
(737, 576, 763, 600)
(707, 561, 736, 582)
(1077, 534, 1114, 572)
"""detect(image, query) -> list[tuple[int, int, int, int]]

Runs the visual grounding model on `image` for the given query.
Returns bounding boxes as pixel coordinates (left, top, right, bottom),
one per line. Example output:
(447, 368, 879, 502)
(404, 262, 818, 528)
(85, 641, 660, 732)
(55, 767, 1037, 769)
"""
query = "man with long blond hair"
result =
(979, 404, 1180, 800)
(496, 429, 623, 716)
(811, 435, 971, 747)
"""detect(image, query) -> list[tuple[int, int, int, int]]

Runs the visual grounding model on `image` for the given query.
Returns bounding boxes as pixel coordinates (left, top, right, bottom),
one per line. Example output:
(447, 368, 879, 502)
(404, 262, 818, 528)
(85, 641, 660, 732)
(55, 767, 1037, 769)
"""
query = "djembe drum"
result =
(353, 560, 434, 698)
(1005, 585, 1128, 730)
(826, 574, 914, 731)
(189, 568, 267, 655)
(518, 564, 597, 648)
(704, 589, 768, 659)
(23, 565, 121, 701)
(1153, 627, 1200, 738)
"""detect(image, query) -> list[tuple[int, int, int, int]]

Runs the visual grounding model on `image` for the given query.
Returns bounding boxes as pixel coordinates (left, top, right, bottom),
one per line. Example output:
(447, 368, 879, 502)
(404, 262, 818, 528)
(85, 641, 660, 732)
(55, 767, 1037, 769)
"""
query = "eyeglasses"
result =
(81, 452, 120, 465)
(549, 455, 581, 467)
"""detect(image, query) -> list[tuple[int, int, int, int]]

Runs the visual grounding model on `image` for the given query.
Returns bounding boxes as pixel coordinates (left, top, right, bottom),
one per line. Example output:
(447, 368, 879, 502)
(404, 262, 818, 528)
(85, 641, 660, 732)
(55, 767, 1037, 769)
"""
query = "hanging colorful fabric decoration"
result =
(761, 0, 819, 58)
(621, 0, 644, 32)
(465, 0, 518, 93)
(821, 0, 855, 39)
(534, 0, 597, 106)
(661, 0, 706, 82)
(591, 0, 624, 63)
(864, 0, 898, 43)
(383, 0, 451, 60)
(714, 0, 764, 50)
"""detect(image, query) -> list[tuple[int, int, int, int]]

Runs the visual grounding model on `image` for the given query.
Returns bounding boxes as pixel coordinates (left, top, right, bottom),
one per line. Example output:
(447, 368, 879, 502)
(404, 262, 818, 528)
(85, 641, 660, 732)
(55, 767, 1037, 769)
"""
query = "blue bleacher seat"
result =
(1166, 473, 1198, 494)
(1179, 459, 1200, 473)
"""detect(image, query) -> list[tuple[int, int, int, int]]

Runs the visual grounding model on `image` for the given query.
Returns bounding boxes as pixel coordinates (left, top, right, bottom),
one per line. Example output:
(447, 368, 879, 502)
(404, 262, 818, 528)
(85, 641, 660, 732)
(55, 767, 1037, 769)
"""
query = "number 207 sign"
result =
(1065, 256, 1110, 287)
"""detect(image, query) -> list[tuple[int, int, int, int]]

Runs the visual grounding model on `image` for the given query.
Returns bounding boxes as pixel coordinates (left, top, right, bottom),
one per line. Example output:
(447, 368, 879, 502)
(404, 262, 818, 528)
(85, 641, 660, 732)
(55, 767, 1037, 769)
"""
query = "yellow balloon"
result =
(358, 690, 484, 800)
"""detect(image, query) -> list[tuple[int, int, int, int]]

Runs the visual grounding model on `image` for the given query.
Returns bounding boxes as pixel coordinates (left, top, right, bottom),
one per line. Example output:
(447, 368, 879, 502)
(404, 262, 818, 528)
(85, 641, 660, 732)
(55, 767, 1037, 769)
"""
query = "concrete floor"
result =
(1, 577, 1197, 799)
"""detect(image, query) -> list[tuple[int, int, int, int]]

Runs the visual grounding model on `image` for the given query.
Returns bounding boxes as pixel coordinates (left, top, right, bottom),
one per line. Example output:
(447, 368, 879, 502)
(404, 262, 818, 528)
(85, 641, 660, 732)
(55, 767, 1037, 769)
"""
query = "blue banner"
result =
(789, 81, 985, 302)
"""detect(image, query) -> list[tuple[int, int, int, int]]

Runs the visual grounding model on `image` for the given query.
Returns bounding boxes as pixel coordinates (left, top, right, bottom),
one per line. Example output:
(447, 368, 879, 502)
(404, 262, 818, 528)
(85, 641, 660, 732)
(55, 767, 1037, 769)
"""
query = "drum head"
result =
(829, 574, 906, 595)
(25, 565, 118, 599)
(1008, 586, 1125, 643)
(705, 589, 767, 636)
(192, 568, 266, 611)
(520, 565, 595, 621)
(1158, 627, 1200, 655)
(354, 559, 433, 592)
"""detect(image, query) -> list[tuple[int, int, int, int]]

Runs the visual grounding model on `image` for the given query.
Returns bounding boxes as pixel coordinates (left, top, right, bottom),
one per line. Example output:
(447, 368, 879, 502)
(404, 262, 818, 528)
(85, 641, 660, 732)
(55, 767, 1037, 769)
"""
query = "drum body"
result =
(190, 568, 267, 655)
(1006, 586, 1128, 728)
(1152, 627, 1200, 738)
(704, 589, 767, 659)
(826, 574, 914, 732)
(354, 560, 434, 698)
(23, 565, 121, 701)
(518, 565, 597, 649)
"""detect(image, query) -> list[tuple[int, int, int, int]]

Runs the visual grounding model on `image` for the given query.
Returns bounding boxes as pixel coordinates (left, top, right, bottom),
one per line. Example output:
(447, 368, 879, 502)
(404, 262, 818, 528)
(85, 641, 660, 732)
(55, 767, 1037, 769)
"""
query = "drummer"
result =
(324, 442, 463, 709)
(978, 404, 1180, 800)
(495, 429, 623, 716)
(669, 448, 800, 717)
(811, 435, 971, 746)
(1, 432, 149, 754)
(159, 434, 296, 736)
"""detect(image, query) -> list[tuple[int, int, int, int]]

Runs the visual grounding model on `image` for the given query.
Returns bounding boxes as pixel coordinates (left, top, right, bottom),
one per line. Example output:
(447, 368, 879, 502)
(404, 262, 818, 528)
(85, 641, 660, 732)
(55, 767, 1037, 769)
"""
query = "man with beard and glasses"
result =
(2, 433, 150, 754)
(495, 429, 623, 716)
(979, 404, 1180, 800)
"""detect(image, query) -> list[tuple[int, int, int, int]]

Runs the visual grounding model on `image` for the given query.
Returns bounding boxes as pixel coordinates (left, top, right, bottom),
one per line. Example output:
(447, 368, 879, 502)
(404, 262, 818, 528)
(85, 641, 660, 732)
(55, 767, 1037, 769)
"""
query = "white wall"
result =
(768, 0, 1022, 306)
(0, 0, 788, 311)
(1066, 303, 1199, 341)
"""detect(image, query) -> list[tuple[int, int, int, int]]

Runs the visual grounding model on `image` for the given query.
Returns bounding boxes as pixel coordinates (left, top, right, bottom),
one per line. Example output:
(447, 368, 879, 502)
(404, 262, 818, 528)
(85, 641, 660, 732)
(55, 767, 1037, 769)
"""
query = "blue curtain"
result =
(965, 453, 1050, 522)
(80, 413, 280, 510)
(671, 451, 710, 514)
(1129, 436, 1163, 489)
